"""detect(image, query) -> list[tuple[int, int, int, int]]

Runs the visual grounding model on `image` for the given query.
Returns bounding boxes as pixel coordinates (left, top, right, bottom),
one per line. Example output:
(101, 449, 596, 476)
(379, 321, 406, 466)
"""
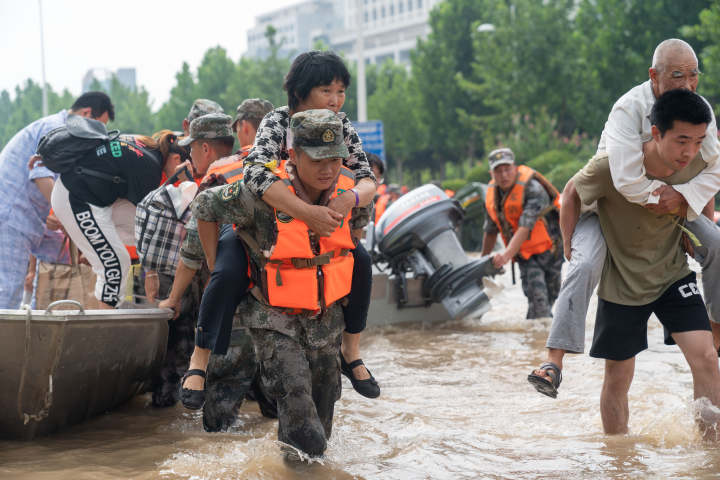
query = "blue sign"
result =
(353, 120, 385, 162)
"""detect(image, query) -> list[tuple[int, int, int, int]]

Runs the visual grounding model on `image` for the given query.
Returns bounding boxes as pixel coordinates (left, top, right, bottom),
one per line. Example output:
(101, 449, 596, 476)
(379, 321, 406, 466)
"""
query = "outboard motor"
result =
(372, 184, 499, 320)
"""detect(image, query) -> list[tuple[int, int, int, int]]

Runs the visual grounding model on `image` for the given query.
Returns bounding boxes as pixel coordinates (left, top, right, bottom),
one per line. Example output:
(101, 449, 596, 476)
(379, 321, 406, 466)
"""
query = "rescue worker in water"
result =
(481, 148, 564, 319)
(190, 109, 363, 457)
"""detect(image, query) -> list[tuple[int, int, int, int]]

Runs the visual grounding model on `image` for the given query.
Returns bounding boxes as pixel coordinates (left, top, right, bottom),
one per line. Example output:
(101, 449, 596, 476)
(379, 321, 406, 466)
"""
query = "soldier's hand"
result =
(492, 251, 511, 269)
(174, 160, 193, 182)
(303, 205, 343, 237)
(645, 186, 687, 216)
(158, 297, 180, 320)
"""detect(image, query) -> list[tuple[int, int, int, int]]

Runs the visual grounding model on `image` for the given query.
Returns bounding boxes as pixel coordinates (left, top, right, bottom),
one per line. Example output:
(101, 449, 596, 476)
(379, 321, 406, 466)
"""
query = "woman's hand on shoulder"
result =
(301, 204, 343, 237)
(327, 190, 355, 218)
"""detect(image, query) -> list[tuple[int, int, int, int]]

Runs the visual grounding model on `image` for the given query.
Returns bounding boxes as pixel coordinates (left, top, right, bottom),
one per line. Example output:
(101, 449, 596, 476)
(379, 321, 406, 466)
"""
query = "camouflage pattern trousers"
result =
(249, 327, 342, 457)
(517, 249, 564, 319)
(203, 325, 277, 432)
(151, 271, 206, 407)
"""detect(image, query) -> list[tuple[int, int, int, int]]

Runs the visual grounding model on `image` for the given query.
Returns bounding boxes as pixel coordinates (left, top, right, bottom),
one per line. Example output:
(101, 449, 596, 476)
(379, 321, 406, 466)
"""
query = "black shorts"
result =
(590, 272, 710, 361)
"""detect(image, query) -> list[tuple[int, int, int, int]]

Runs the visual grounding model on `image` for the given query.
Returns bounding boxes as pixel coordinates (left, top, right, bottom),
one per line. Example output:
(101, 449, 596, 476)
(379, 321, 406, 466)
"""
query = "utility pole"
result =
(355, 0, 367, 122)
(38, 0, 48, 116)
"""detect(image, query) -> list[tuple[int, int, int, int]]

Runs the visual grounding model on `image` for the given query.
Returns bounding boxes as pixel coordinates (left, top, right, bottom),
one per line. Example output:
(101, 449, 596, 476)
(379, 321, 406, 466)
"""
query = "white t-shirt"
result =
(597, 80, 720, 220)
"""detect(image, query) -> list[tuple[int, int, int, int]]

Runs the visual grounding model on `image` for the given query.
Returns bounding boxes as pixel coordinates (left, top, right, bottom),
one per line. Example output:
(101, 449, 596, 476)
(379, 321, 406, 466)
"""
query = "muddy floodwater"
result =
(2, 265, 720, 479)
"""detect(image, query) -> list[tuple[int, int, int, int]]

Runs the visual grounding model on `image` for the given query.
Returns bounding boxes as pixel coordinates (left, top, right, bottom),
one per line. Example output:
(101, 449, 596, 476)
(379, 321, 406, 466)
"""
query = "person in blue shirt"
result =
(0, 91, 114, 309)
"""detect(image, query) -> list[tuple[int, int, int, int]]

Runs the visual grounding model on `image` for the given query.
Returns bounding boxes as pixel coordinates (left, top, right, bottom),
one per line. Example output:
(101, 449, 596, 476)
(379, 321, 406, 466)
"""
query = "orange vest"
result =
(485, 165, 560, 260)
(202, 145, 252, 184)
(375, 193, 390, 223)
(259, 167, 356, 311)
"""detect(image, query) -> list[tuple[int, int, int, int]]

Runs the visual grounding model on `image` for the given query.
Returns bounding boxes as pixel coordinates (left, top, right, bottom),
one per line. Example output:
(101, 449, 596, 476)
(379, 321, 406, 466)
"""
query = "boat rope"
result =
(16, 305, 66, 426)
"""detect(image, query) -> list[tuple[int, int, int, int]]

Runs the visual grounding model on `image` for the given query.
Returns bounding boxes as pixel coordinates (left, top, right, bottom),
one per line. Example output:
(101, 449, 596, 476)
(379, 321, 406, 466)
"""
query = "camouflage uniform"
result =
(191, 109, 359, 456)
(203, 314, 277, 432)
(186, 99, 224, 124)
(178, 112, 235, 147)
(231, 98, 274, 131)
(484, 148, 563, 319)
(151, 269, 209, 407)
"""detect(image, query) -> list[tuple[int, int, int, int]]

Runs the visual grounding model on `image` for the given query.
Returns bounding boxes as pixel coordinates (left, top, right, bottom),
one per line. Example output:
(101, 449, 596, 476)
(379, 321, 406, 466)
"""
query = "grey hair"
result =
(651, 39, 698, 72)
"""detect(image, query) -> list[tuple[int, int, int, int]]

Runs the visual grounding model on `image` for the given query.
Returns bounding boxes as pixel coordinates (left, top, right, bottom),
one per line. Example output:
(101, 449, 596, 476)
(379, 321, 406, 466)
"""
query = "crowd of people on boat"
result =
(3, 37, 720, 455)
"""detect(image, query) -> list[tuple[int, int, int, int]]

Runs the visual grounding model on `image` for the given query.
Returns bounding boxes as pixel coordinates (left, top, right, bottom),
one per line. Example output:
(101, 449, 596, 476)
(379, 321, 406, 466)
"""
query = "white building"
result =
(246, 0, 340, 59)
(332, 0, 441, 65)
(245, 0, 441, 65)
(82, 68, 136, 93)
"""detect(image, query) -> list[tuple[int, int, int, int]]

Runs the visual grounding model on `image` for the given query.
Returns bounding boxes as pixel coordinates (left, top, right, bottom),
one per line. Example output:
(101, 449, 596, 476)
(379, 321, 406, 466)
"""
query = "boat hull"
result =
(0, 306, 170, 440)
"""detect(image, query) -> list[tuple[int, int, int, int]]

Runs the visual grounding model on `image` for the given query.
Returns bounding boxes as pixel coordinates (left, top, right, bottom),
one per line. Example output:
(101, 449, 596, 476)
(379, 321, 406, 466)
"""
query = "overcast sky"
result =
(0, 0, 299, 109)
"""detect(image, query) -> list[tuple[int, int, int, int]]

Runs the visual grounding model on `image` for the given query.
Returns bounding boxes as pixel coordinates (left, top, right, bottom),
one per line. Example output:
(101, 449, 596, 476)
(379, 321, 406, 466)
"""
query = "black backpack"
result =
(37, 123, 133, 188)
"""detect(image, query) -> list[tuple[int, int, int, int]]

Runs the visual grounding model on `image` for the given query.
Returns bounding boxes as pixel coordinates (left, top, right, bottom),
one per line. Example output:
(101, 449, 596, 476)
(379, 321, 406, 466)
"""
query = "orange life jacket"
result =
(253, 167, 356, 311)
(375, 193, 390, 223)
(202, 145, 252, 184)
(485, 165, 560, 260)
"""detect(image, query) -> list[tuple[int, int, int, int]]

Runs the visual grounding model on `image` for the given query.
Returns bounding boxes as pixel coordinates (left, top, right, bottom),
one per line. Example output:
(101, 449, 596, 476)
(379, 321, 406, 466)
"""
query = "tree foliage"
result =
(1, 0, 714, 190)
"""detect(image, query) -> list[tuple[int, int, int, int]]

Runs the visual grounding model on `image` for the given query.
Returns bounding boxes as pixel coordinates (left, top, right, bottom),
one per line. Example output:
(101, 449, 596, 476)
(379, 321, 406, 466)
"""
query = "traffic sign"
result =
(353, 120, 385, 162)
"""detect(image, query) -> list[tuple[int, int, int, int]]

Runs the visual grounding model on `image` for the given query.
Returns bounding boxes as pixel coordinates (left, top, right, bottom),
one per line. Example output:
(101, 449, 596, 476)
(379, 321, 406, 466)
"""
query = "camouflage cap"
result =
(290, 109, 349, 160)
(387, 183, 402, 195)
(488, 147, 515, 170)
(186, 99, 224, 123)
(178, 113, 234, 146)
(232, 98, 274, 130)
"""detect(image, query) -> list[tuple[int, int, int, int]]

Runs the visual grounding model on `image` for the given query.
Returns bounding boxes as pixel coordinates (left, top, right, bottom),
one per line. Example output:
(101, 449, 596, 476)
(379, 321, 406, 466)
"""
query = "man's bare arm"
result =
(33, 177, 54, 204)
(197, 220, 220, 272)
(481, 231, 498, 256)
(158, 260, 197, 319)
(702, 198, 715, 220)
(560, 179, 582, 260)
(492, 227, 530, 268)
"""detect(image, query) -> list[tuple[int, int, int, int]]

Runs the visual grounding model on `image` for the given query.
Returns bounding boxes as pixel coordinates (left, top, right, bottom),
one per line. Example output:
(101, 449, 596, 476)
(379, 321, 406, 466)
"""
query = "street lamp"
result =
(39, 0, 48, 116)
(476, 23, 495, 33)
(355, 0, 367, 122)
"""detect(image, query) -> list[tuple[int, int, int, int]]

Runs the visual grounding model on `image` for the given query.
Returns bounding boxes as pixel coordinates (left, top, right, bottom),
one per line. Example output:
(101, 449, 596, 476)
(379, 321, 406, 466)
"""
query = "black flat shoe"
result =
(340, 354, 380, 399)
(180, 368, 206, 410)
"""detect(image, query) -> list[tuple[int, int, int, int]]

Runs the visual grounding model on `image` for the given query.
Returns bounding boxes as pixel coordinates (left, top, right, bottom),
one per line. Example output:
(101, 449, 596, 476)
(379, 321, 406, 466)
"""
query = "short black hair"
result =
(71, 91, 115, 121)
(283, 51, 351, 111)
(367, 152, 384, 175)
(650, 88, 711, 136)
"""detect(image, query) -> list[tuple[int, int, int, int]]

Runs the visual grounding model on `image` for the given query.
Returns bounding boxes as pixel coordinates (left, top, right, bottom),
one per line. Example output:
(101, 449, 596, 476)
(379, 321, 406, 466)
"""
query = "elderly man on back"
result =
(528, 39, 720, 398)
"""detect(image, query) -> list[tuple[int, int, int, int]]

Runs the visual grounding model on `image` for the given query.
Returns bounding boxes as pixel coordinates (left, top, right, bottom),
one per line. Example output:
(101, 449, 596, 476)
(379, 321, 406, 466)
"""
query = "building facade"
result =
(81, 68, 136, 93)
(333, 0, 441, 65)
(246, 0, 340, 59)
(245, 0, 441, 65)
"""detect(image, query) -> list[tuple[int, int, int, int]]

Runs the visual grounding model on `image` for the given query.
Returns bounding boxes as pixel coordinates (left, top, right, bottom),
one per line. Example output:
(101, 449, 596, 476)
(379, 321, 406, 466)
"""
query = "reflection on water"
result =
(2, 267, 720, 479)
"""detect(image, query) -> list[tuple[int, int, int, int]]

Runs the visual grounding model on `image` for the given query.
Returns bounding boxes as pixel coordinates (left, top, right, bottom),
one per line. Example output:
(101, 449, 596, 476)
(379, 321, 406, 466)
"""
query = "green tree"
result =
(88, 77, 154, 134)
(685, 2, 720, 110)
(460, 0, 581, 137)
(367, 61, 426, 181)
(223, 26, 291, 111)
(154, 62, 197, 132)
(412, 0, 491, 170)
(195, 46, 237, 112)
(0, 80, 74, 149)
(572, 0, 708, 133)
